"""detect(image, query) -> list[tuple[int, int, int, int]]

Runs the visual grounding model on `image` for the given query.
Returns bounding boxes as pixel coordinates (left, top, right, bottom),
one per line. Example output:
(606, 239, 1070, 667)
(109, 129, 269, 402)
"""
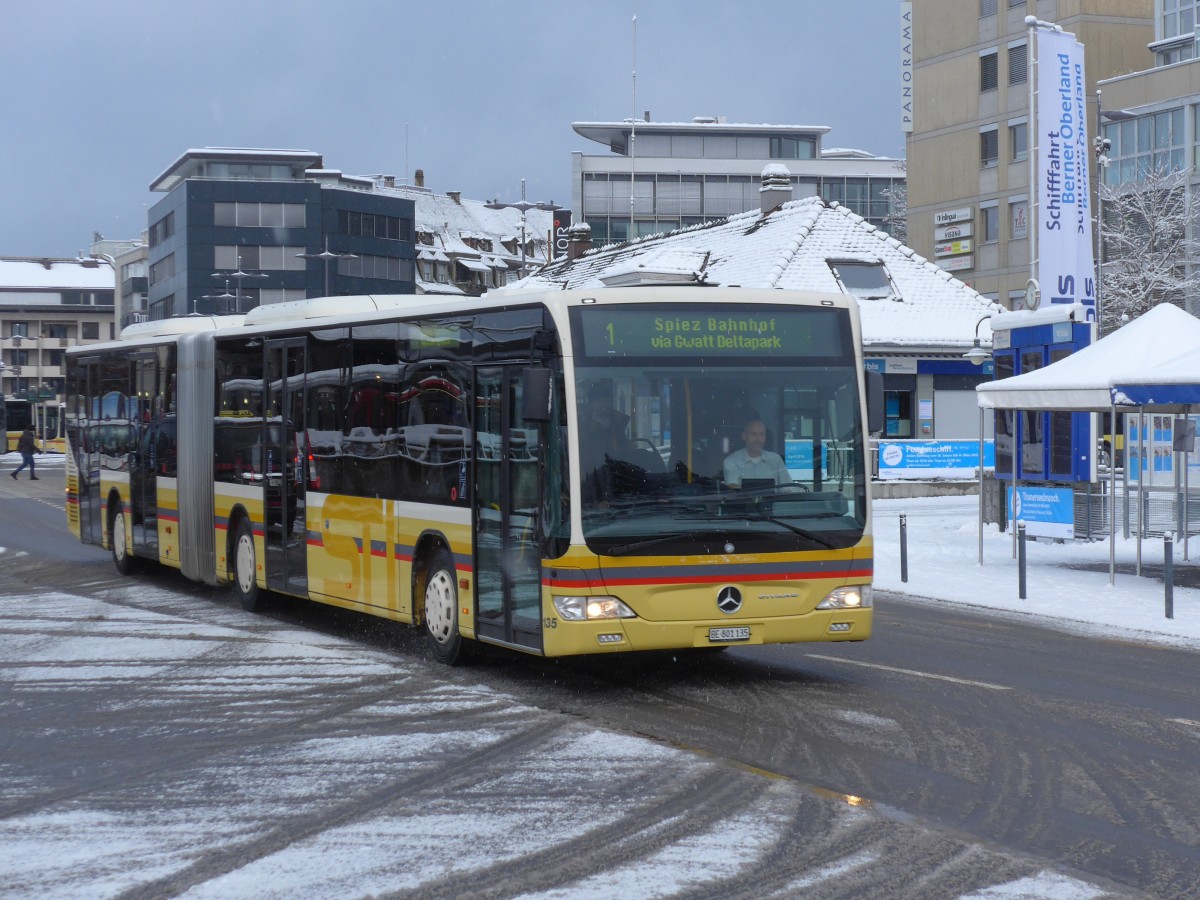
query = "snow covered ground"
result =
(873, 493, 1200, 650)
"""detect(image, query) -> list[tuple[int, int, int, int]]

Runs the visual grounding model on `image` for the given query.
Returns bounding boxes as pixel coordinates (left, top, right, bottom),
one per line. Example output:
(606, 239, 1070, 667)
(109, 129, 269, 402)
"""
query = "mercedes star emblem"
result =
(716, 585, 743, 615)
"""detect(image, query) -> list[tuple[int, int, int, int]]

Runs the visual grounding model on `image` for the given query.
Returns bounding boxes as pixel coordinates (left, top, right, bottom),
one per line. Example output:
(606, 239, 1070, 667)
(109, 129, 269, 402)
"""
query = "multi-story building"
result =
(1096, 1, 1200, 313)
(0, 258, 115, 401)
(146, 149, 417, 319)
(907, 0, 1154, 308)
(80, 235, 148, 331)
(571, 115, 904, 246)
(382, 171, 558, 297)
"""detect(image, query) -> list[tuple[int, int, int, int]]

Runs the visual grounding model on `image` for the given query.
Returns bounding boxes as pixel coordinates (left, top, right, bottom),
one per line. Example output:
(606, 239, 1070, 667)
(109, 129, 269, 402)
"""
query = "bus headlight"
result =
(553, 595, 637, 621)
(816, 586, 872, 610)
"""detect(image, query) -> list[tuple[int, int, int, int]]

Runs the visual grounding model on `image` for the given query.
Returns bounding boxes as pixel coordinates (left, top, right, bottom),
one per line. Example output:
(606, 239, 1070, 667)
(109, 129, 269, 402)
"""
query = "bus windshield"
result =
(573, 306, 866, 557)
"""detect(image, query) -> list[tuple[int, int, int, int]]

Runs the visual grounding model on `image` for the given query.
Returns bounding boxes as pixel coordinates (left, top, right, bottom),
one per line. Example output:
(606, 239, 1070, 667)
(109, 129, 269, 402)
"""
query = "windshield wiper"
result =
(606, 532, 696, 556)
(738, 514, 837, 548)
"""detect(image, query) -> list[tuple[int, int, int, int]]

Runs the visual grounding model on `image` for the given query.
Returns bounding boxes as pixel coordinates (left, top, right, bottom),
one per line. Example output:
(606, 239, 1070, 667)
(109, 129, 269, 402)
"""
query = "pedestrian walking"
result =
(10, 426, 39, 480)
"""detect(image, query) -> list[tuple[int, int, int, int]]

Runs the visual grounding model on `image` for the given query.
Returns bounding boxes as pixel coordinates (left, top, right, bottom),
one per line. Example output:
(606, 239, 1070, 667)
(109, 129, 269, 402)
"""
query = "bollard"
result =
(1017, 521, 1027, 600)
(900, 513, 908, 584)
(1165, 532, 1175, 620)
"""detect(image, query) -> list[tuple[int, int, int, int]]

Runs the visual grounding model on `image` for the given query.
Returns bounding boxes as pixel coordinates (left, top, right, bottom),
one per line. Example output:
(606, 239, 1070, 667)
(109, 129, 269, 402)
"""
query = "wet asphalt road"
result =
(1, 470, 1195, 896)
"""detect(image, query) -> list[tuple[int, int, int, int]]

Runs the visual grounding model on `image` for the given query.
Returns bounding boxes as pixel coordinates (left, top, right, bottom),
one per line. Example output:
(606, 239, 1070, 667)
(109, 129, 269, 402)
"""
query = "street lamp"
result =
(211, 254, 267, 314)
(201, 280, 240, 315)
(296, 236, 358, 298)
(1093, 92, 1137, 337)
(963, 314, 993, 365)
(509, 179, 539, 279)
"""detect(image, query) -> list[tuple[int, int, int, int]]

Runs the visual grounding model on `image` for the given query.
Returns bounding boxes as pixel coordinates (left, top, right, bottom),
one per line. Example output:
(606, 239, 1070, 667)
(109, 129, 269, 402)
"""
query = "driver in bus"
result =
(724, 418, 789, 488)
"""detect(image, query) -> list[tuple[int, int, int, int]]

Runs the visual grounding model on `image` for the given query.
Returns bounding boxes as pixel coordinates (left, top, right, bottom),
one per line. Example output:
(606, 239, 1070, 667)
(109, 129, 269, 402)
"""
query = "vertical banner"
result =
(900, 2, 913, 133)
(1035, 29, 1095, 318)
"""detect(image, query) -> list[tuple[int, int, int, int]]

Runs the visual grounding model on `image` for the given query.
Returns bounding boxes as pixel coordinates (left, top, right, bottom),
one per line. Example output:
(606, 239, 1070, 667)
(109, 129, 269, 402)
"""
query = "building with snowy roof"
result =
(371, 171, 560, 297)
(0, 257, 115, 401)
(571, 115, 904, 248)
(145, 149, 564, 318)
(146, 148, 417, 319)
(519, 169, 1001, 442)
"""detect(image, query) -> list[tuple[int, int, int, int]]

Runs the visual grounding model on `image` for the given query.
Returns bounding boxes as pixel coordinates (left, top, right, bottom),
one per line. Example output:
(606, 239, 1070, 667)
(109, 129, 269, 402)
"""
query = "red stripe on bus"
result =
(549, 569, 873, 588)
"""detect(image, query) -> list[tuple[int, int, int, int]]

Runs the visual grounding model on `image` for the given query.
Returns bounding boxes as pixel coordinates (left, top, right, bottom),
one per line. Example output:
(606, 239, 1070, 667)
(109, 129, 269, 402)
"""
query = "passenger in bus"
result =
(723, 418, 788, 488)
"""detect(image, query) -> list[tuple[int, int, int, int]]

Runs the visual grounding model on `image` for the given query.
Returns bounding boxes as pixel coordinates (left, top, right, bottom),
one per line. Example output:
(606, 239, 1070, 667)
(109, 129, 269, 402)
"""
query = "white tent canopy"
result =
(976, 304, 1200, 412)
(1110, 344, 1200, 409)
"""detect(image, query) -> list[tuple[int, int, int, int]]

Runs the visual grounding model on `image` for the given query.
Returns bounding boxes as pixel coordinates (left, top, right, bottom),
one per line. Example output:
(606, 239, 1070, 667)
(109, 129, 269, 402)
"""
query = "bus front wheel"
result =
(232, 518, 261, 612)
(423, 547, 463, 665)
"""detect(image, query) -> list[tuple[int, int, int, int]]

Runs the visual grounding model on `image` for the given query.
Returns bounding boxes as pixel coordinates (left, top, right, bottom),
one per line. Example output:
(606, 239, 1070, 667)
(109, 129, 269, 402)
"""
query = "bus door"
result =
(264, 339, 307, 596)
(474, 366, 543, 652)
(130, 355, 158, 557)
(75, 357, 103, 545)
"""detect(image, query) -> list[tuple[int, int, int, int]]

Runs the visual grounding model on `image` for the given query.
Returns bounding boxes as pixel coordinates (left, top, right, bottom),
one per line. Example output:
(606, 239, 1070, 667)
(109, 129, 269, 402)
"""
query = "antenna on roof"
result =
(404, 123, 409, 187)
(630, 14, 637, 224)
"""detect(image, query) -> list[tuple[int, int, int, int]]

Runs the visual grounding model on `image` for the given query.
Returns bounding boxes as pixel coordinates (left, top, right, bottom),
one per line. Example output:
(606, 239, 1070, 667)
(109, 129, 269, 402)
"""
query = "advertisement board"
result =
(878, 440, 995, 480)
(1007, 485, 1075, 539)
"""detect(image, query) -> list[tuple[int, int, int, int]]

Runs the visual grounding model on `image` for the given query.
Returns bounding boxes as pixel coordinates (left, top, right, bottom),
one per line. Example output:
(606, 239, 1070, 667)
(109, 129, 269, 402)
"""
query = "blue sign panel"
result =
(878, 440, 995, 480)
(784, 441, 827, 478)
(1007, 485, 1074, 539)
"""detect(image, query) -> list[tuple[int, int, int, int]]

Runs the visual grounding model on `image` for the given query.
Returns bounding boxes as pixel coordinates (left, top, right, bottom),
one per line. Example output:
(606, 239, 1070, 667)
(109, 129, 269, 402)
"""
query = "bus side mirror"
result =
(866, 370, 884, 435)
(521, 367, 552, 422)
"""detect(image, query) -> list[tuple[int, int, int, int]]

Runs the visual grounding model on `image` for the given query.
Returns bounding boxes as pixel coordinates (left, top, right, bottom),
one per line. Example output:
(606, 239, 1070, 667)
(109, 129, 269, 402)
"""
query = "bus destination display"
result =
(577, 306, 845, 357)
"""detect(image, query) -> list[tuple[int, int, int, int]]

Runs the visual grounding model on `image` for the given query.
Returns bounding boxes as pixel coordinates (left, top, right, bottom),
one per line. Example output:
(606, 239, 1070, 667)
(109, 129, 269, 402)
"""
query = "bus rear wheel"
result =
(110, 502, 140, 575)
(423, 547, 463, 665)
(232, 518, 261, 612)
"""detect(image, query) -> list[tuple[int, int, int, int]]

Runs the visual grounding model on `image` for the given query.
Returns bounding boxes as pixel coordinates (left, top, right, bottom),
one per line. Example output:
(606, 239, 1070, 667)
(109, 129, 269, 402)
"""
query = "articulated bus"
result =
(3, 398, 65, 452)
(65, 287, 880, 664)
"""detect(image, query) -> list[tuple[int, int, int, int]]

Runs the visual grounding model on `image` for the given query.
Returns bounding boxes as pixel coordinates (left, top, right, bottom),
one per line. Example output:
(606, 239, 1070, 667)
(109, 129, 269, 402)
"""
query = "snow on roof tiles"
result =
(0, 258, 116, 290)
(515, 197, 1000, 351)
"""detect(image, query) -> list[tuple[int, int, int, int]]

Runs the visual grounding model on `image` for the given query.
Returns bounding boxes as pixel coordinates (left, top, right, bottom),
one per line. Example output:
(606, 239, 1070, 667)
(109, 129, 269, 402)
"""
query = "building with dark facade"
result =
(146, 149, 416, 319)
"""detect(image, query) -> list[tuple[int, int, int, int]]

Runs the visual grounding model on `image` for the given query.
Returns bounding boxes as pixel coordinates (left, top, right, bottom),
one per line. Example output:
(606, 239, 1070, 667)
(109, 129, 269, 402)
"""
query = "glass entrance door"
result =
(474, 367, 543, 652)
(264, 339, 307, 596)
(130, 355, 158, 557)
(74, 357, 102, 545)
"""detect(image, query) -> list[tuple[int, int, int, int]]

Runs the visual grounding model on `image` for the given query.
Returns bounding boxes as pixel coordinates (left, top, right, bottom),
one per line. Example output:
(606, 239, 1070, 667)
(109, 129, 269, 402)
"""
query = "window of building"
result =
(259, 288, 307, 305)
(980, 51, 998, 92)
(43, 323, 69, 339)
(1104, 108, 1185, 186)
(46, 349, 65, 366)
(337, 210, 409, 240)
(1010, 197, 1028, 240)
(1163, 0, 1198, 41)
(980, 126, 999, 167)
(337, 253, 413, 282)
(148, 211, 175, 248)
(981, 0, 997, 16)
(769, 136, 816, 159)
(1008, 43, 1027, 85)
(213, 202, 306, 228)
(255, 245, 307, 271)
(81, 323, 99, 340)
(10, 322, 29, 338)
(829, 261, 897, 301)
(149, 253, 175, 286)
(981, 202, 1000, 243)
(1009, 120, 1027, 161)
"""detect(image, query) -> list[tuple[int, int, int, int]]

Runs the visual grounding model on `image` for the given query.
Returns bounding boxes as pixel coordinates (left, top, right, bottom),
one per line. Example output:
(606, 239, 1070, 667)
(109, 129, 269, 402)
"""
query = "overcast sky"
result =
(1, 1, 903, 259)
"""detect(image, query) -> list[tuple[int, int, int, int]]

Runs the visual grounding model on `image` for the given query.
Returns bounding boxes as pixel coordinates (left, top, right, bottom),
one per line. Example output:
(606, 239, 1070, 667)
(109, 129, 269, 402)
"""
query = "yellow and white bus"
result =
(3, 398, 65, 452)
(65, 287, 881, 664)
